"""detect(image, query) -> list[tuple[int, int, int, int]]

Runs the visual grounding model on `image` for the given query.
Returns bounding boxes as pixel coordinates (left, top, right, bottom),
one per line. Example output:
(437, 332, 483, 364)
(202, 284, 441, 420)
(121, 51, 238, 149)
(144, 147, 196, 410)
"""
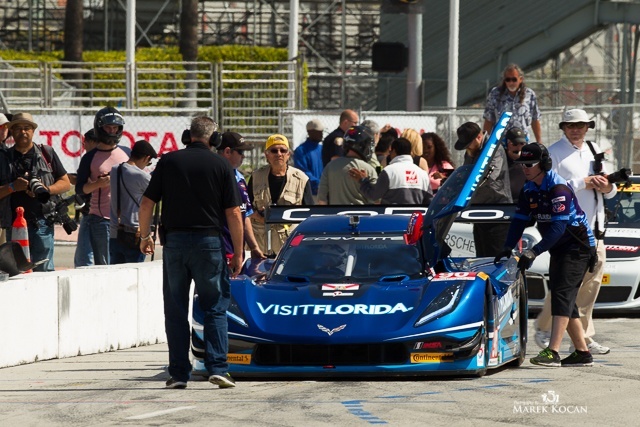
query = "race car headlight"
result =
(226, 298, 249, 328)
(414, 282, 464, 327)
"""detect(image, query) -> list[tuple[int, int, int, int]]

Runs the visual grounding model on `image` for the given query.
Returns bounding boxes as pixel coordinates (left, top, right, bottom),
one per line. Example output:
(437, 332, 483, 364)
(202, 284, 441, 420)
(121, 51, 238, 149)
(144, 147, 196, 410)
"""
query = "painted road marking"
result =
(125, 406, 197, 420)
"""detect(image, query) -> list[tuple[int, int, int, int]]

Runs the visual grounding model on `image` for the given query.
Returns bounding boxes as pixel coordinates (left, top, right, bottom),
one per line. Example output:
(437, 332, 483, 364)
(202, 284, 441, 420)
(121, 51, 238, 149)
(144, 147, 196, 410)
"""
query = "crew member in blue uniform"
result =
(495, 143, 596, 368)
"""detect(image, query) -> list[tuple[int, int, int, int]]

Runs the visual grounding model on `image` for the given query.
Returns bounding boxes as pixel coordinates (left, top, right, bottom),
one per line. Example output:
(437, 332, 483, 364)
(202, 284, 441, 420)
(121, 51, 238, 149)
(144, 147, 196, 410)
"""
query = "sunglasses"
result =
(564, 122, 587, 129)
(504, 77, 519, 83)
(522, 162, 539, 169)
(233, 149, 245, 156)
(269, 148, 289, 154)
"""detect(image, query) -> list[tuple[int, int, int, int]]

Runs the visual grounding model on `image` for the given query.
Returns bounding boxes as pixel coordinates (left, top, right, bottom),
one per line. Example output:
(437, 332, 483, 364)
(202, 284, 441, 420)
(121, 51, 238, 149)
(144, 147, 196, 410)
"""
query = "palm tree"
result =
(180, 0, 198, 109)
(63, 0, 84, 87)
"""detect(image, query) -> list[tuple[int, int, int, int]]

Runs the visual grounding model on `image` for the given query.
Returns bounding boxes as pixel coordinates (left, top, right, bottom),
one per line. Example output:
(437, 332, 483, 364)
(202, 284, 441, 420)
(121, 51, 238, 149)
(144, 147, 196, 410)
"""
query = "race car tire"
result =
(509, 277, 527, 367)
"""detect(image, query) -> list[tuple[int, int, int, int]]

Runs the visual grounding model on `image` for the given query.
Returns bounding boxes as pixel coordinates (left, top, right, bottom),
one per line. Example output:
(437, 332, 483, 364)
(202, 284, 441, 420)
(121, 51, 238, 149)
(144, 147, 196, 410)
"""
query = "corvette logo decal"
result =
(318, 324, 346, 336)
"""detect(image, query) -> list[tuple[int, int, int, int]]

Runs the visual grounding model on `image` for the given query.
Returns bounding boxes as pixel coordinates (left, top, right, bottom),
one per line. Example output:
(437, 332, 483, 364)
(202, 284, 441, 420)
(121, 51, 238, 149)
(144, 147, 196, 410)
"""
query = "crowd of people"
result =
(0, 61, 618, 386)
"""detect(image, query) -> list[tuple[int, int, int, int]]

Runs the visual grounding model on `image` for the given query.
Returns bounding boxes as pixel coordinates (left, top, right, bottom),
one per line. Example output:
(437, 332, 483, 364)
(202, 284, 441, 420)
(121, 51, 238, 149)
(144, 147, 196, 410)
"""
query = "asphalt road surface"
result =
(1, 318, 638, 426)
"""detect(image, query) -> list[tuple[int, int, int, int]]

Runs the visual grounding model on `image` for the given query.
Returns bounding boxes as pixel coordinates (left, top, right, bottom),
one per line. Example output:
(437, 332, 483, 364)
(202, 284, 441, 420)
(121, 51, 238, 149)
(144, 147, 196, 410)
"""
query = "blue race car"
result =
(192, 112, 527, 377)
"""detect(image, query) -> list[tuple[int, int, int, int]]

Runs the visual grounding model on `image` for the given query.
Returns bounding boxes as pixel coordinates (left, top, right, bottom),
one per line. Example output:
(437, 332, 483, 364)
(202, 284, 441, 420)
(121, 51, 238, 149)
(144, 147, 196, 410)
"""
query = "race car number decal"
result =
(410, 353, 453, 363)
(228, 353, 252, 365)
(431, 272, 477, 281)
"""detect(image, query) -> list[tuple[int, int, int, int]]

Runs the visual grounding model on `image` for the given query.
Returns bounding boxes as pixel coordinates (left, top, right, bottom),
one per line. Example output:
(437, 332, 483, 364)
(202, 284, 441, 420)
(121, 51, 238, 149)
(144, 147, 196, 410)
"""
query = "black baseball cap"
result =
(454, 122, 481, 150)
(515, 143, 546, 165)
(84, 128, 98, 142)
(505, 127, 527, 145)
(218, 131, 253, 151)
(131, 139, 158, 159)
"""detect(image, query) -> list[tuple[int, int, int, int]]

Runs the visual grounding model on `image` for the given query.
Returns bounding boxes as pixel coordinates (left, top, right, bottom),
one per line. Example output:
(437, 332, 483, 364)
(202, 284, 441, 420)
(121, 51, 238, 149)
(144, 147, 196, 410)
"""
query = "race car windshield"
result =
(605, 181, 640, 226)
(272, 234, 423, 282)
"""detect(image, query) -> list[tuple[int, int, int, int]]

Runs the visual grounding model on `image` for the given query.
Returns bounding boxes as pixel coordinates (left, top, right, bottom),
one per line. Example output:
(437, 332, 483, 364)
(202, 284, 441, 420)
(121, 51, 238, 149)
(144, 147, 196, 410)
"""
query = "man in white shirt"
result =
(534, 109, 616, 354)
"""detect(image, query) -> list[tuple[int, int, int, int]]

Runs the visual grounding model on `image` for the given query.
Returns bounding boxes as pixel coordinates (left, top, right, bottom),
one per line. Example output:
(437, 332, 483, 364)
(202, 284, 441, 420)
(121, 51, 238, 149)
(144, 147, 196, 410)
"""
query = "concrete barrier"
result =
(0, 260, 166, 368)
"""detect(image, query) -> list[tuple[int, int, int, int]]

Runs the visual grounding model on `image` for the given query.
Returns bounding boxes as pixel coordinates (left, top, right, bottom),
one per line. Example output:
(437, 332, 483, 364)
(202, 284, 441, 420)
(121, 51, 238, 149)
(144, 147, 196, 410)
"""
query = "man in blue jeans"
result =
(138, 116, 243, 389)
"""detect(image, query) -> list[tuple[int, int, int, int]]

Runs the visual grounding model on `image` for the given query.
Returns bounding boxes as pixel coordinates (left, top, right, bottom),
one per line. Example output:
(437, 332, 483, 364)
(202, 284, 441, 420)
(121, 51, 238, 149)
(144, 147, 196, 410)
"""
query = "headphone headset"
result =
(180, 129, 222, 149)
(537, 143, 552, 171)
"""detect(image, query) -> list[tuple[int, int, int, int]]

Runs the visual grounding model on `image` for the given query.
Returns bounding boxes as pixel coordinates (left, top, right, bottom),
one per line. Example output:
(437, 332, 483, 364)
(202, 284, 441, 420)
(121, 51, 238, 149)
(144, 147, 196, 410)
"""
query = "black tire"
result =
(510, 277, 527, 367)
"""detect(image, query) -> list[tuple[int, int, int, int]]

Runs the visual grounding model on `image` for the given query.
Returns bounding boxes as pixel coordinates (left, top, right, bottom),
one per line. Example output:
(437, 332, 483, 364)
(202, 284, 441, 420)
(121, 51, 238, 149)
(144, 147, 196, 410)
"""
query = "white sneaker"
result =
(535, 329, 551, 350)
(570, 341, 610, 354)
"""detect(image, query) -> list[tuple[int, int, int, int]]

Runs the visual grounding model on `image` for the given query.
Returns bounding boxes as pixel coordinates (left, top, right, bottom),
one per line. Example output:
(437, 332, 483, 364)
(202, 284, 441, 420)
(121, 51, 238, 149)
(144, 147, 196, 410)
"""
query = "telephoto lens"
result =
(28, 178, 50, 203)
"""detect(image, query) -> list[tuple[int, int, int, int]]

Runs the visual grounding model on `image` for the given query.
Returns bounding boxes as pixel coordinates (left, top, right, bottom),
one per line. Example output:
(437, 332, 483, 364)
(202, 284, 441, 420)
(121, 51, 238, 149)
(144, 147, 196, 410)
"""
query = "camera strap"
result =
(585, 140, 603, 238)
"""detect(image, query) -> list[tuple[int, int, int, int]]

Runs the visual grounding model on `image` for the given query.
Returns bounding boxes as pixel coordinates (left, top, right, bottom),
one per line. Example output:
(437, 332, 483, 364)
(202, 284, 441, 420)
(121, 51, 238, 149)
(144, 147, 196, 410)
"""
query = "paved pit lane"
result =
(1, 318, 638, 426)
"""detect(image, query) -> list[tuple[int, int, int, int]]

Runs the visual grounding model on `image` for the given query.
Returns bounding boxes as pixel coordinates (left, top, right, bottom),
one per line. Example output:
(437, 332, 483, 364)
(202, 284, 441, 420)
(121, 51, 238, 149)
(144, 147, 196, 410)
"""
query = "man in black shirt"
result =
(2, 113, 70, 271)
(321, 109, 359, 166)
(139, 116, 243, 390)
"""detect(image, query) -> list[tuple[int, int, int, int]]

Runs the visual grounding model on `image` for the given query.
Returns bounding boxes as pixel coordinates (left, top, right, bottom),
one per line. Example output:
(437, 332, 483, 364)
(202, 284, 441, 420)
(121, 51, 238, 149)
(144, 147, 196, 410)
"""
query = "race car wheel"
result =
(509, 277, 527, 367)
(475, 293, 490, 377)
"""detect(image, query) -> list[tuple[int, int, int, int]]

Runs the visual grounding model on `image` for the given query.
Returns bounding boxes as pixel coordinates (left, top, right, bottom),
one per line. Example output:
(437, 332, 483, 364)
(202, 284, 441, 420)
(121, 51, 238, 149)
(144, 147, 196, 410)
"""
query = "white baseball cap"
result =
(559, 109, 595, 129)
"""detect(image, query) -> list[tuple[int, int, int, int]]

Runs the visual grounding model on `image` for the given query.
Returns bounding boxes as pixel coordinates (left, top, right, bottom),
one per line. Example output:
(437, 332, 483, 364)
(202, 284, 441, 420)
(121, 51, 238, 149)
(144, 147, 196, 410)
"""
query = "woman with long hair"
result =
(400, 128, 429, 173)
(421, 132, 455, 192)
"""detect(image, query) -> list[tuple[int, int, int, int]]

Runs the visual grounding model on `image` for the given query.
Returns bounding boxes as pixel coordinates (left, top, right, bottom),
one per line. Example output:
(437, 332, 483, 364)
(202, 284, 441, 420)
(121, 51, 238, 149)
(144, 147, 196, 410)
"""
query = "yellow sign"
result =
(602, 274, 610, 285)
(227, 353, 252, 365)
(410, 353, 453, 363)
(620, 184, 640, 193)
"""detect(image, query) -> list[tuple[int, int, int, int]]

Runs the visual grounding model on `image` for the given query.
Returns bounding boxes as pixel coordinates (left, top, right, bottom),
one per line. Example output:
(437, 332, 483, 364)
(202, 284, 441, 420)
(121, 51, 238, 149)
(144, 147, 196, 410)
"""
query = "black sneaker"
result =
(165, 378, 187, 389)
(209, 373, 236, 388)
(561, 350, 594, 367)
(530, 347, 561, 367)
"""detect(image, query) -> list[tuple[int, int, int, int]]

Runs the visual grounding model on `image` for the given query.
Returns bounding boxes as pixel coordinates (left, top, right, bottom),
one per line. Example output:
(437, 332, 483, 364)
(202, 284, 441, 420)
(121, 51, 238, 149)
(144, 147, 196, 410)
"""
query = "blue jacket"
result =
(294, 138, 323, 195)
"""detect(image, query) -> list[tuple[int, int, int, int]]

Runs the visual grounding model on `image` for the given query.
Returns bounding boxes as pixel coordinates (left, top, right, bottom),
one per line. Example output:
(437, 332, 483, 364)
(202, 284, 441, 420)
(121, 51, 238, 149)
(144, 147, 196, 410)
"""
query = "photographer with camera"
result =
(75, 107, 130, 265)
(534, 109, 617, 355)
(1, 112, 70, 271)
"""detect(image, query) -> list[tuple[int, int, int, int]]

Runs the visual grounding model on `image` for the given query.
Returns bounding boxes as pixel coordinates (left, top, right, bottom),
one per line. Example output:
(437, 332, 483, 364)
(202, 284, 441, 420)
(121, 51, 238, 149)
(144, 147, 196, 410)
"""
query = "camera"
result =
(592, 152, 632, 186)
(22, 172, 51, 203)
(42, 194, 82, 235)
(605, 167, 631, 185)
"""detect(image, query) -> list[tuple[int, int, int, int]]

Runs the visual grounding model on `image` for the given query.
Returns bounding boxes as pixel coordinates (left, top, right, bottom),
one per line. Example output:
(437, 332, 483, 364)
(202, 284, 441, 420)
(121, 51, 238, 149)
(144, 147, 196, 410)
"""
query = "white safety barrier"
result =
(0, 261, 166, 368)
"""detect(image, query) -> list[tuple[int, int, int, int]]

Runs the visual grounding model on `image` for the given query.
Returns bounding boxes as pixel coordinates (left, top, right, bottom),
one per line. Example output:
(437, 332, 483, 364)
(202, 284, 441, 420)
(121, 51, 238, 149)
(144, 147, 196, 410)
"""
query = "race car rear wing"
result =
(265, 204, 517, 224)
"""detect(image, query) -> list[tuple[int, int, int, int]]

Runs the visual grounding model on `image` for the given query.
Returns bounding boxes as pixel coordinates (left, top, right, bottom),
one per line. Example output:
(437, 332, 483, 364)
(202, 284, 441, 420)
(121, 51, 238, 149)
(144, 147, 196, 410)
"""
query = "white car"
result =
(524, 176, 640, 312)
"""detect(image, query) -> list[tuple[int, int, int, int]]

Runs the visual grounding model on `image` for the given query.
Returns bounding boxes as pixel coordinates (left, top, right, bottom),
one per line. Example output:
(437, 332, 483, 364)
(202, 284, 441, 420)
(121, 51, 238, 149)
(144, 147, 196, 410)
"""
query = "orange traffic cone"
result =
(11, 206, 31, 273)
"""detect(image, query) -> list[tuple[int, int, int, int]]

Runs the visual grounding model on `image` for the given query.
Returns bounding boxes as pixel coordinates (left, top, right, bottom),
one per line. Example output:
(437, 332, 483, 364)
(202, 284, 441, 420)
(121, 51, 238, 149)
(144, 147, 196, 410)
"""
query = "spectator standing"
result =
(109, 140, 157, 264)
(374, 135, 394, 169)
(496, 143, 596, 368)
(0, 113, 9, 146)
(534, 109, 616, 355)
(361, 119, 382, 172)
(293, 119, 324, 197)
(400, 128, 429, 173)
(350, 137, 432, 205)
(4, 113, 71, 271)
(138, 116, 243, 389)
(0, 132, 10, 244)
(216, 131, 265, 261)
(322, 109, 359, 166)
(483, 63, 542, 142)
(248, 134, 313, 255)
(75, 107, 129, 265)
(71, 129, 99, 267)
(421, 132, 455, 192)
(455, 122, 512, 257)
(318, 126, 378, 205)
(503, 127, 528, 201)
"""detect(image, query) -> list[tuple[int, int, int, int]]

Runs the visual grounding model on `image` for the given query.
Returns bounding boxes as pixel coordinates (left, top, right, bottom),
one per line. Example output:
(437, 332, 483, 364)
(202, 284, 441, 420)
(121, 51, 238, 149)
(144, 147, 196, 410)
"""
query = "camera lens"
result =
(28, 178, 50, 203)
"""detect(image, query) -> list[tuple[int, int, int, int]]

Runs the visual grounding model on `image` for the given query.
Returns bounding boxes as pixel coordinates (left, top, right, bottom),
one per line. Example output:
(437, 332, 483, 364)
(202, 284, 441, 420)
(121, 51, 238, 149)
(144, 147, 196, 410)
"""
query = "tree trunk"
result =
(179, 0, 199, 110)
(63, 0, 84, 89)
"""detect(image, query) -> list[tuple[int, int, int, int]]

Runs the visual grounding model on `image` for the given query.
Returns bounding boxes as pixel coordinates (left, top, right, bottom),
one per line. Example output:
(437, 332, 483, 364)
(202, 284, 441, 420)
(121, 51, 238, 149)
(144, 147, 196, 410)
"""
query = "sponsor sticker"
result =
(551, 196, 565, 203)
(322, 291, 355, 297)
(602, 274, 610, 285)
(410, 353, 453, 363)
(227, 353, 251, 365)
(431, 272, 477, 281)
(606, 245, 640, 253)
(552, 203, 565, 213)
(477, 344, 485, 367)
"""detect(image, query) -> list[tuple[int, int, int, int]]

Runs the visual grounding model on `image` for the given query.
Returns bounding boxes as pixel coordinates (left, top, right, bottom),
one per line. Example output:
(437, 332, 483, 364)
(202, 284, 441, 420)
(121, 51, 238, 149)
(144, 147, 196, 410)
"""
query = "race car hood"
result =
(228, 276, 485, 344)
(422, 112, 512, 266)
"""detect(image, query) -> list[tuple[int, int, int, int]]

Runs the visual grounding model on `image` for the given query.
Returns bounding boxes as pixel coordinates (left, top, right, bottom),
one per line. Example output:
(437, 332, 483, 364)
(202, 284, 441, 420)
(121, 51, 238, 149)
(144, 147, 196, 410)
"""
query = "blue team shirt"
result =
(505, 170, 595, 255)
(294, 138, 323, 195)
(222, 169, 254, 256)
